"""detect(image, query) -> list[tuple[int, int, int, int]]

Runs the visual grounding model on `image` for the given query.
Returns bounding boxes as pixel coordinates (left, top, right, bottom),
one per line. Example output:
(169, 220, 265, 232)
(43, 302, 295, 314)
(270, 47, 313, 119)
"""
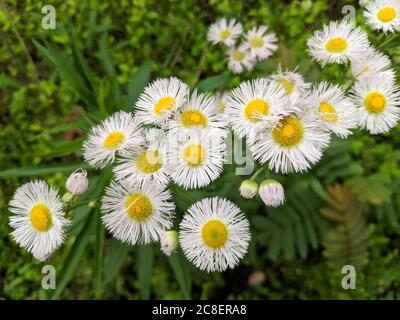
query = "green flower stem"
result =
(250, 167, 266, 181)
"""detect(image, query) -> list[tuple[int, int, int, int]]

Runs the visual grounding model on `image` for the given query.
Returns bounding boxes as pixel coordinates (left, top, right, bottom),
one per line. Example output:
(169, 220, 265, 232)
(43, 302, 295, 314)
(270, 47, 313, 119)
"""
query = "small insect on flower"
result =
(207, 18, 243, 47)
(271, 68, 311, 104)
(227, 43, 256, 74)
(250, 110, 331, 174)
(226, 78, 288, 139)
(168, 90, 228, 137)
(350, 47, 395, 82)
(243, 25, 278, 60)
(160, 230, 179, 256)
(351, 73, 400, 134)
(66, 168, 88, 195)
(167, 128, 226, 190)
(308, 82, 358, 138)
(179, 197, 251, 272)
(101, 180, 175, 245)
(8, 180, 70, 260)
(113, 128, 171, 187)
(239, 179, 258, 199)
(307, 20, 370, 66)
(135, 77, 189, 126)
(83, 111, 144, 169)
(364, 0, 400, 33)
(258, 179, 285, 207)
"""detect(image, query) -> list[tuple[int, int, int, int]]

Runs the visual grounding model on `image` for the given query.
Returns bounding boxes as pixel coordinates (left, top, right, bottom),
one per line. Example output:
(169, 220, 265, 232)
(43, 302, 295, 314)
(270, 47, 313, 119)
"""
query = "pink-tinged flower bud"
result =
(239, 179, 258, 199)
(66, 169, 88, 195)
(160, 230, 178, 256)
(259, 179, 285, 207)
(33, 251, 52, 262)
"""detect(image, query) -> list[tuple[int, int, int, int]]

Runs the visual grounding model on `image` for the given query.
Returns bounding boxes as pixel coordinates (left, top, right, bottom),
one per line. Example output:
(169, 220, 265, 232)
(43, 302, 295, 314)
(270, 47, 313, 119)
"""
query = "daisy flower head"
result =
(101, 180, 175, 245)
(249, 110, 331, 174)
(9, 180, 70, 261)
(226, 78, 288, 139)
(135, 77, 189, 126)
(113, 128, 170, 187)
(227, 43, 256, 74)
(207, 18, 243, 47)
(351, 47, 395, 82)
(179, 197, 251, 273)
(83, 111, 143, 169)
(308, 82, 359, 138)
(351, 73, 400, 134)
(364, 0, 400, 33)
(244, 25, 278, 60)
(167, 128, 226, 190)
(307, 20, 370, 66)
(271, 68, 311, 104)
(168, 90, 228, 137)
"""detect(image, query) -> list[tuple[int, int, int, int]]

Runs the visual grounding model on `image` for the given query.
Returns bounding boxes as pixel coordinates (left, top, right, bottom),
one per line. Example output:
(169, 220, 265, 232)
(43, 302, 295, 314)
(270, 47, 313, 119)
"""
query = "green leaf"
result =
(102, 239, 131, 287)
(40, 136, 85, 159)
(127, 61, 153, 109)
(196, 74, 232, 93)
(138, 244, 154, 299)
(168, 250, 191, 299)
(0, 162, 91, 178)
(94, 208, 105, 298)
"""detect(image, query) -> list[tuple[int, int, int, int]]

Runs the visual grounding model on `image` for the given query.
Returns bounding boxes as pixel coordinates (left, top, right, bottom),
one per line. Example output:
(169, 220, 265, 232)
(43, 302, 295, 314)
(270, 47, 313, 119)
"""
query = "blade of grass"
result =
(94, 207, 105, 298)
(126, 60, 153, 110)
(0, 162, 91, 178)
(196, 74, 232, 93)
(138, 244, 154, 299)
(102, 239, 131, 287)
(168, 250, 191, 299)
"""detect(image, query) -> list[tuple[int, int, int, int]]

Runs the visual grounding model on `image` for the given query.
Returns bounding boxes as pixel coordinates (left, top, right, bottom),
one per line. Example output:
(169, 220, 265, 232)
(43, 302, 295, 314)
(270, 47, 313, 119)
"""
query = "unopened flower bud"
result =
(62, 192, 74, 203)
(66, 169, 88, 195)
(160, 230, 178, 256)
(239, 179, 258, 199)
(33, 251, 52, 262)
(259, 179, 285, 207)
(89, 200, 97, 208)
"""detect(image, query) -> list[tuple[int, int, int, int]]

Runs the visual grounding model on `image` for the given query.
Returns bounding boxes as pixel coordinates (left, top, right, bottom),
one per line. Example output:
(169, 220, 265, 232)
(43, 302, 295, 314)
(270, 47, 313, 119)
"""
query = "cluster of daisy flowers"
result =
(207, 18, 278, 74)
(8, 10, 400, 274)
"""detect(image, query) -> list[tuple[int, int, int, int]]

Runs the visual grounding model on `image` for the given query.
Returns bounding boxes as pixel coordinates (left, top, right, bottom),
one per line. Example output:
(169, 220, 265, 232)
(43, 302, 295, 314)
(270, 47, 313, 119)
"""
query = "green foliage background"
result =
(1, 0, 400, 299)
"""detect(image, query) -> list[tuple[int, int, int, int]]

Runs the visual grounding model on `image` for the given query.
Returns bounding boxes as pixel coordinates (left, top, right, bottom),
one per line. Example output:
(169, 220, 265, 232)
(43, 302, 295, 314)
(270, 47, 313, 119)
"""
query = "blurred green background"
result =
(1, 0, 400, 299)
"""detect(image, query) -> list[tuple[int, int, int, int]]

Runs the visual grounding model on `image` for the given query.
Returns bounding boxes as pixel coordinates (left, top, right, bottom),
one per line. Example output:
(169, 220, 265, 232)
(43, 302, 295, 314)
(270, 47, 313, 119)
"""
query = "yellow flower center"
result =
(217, 100, 226, 112)
(136, 149, 163, 173)
(277, 78, 294, 95)
(183, 144, 205, 167)
(181, 109, 208, 128)
(325, 37, 348, 53)
(103, 132, 125, 149)
(364, 91, 386, 114)
(250, 36, 264, 48)
(244, 98, 269, 122)
(319, 102, 338, 123)
(272, 116, 304, 147)
(125, 193, 152, 221)
(201, 219, 228, 249)
(232, 50, 245, 62)
(377, 7, 396, 22)
(154, 96, 176, 116)
(30, 203, 52, 232)
(219, 29, 231, 40)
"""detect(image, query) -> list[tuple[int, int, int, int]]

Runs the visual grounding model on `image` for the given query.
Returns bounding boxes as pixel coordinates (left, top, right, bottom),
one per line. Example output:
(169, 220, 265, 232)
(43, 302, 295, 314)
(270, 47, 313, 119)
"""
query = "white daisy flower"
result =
(179, 197, 251, 273)
(307, 20, 370, 66)
(113, 128, 170, 187)
(249, 111, 331, 174)
(9, 180, 70, 260)
(308, 82, 359, 138)
(101, 180, 175, 245)
(167, 128, 226, 190)
(258, 179, 285, 207)
(135, 77, 189, 126)
(351, 73, 400, 134)
(226, 78, 288, 139)
(83, 111, 143, 169)
(207, 18, 243, 47)
(351, 47, 395, 82)
(364, 0, 400, 33)
(214, 91, 229, 113)
(168, 90, 228, 136)
(227, 43, 256, 74)
(244, 25, 278, 60)
(271, 68, 311, 104)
